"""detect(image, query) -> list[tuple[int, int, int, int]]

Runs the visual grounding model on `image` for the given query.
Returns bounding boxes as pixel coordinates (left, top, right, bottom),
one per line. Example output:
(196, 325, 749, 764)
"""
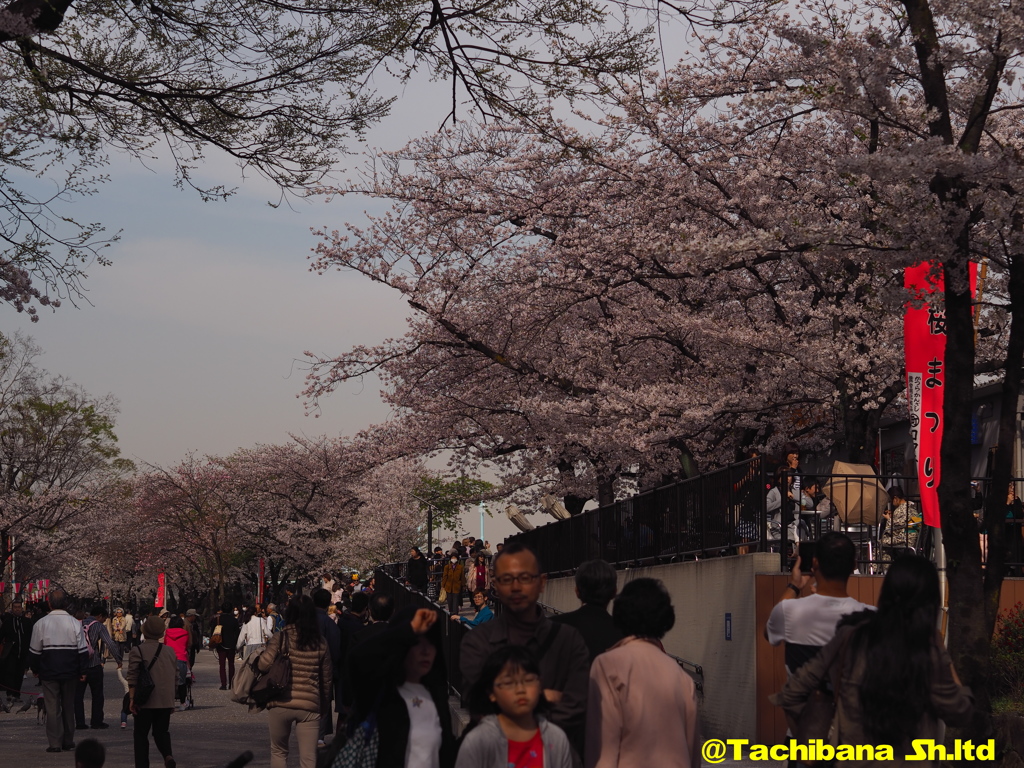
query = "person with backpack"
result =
(76, 603, 124, 730)
(210, 603, 241, 690)
(127, 616, 178, 768)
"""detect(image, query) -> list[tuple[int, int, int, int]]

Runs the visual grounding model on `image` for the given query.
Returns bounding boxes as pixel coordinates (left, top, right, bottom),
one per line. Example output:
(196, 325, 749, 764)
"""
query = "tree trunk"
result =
(940, 251, 995, 744)
(839, 393, 883, 466)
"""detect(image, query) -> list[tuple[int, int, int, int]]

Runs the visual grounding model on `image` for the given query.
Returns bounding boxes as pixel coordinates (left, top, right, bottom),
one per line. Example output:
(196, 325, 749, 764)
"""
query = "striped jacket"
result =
(29, 610, 89, 681)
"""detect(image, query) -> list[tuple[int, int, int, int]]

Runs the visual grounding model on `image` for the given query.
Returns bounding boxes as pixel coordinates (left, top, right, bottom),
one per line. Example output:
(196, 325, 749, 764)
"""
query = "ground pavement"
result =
(0, 632, 778, 768)
(0, 650, 302, 768)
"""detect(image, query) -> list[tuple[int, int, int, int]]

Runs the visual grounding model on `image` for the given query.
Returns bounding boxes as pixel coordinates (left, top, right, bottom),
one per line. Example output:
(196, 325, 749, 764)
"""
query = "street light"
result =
(410, 493, 445, 555)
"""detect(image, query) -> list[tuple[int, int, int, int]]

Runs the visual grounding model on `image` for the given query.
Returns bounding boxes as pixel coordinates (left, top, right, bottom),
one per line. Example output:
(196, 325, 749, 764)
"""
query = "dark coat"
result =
(0, 613, 32, 665)
(460, 610, 590, 757)
(347, 620, 456, 768)
(407, 556, 429, 590)
(551, 603, 624, 664)
(212, 612, 241, 652)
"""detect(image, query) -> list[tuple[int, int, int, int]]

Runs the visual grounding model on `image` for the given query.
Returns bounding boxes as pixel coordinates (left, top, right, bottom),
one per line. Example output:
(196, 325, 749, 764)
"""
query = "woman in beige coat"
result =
(256, 595, 332, 768)
(127, 616, 179, 768)
(585, 578, 699, 768)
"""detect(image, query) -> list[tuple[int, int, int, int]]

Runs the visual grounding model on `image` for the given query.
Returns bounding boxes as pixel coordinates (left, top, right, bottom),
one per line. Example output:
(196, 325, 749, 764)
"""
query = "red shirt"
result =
(507, 728, 544, 768)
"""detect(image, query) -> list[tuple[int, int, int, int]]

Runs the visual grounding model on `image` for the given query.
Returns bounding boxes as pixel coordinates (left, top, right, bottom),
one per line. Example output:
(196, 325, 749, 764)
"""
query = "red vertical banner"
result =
(155, 572, 166, 608)
(258, 558, 265, 605)
(904, 262, 978, 527)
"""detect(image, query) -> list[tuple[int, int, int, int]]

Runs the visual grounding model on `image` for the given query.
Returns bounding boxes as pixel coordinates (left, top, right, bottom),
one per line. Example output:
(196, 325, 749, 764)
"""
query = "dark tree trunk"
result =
(557, 460, 592, 515)
(940, 248, 995, 744)
(839, 394, 883, 466)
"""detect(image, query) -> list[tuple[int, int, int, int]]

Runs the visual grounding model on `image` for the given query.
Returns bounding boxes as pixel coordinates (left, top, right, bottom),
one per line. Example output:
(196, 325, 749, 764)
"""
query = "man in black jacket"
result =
(551, 559, 623, 664)
(0, 600, 32, 710)
(460, 542, 590, 762)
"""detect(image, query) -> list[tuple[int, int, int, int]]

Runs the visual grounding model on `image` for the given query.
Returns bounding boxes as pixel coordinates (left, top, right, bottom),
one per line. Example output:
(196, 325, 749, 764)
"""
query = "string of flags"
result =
(0, 579, 50, 601)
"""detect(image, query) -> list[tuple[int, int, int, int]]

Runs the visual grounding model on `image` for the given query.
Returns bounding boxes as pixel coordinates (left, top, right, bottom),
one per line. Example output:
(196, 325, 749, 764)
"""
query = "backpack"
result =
(81, 618, 100, 664)
(211, 613, 224, 645)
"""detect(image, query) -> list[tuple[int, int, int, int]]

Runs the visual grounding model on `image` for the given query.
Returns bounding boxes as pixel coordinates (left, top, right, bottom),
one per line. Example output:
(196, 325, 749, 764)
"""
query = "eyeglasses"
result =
(494, 674, 541, 690)
(493, 573, 541, 586)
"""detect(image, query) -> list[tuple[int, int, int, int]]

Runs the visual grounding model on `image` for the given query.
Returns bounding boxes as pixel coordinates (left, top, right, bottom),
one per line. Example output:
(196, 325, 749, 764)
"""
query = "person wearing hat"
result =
(127, 616, 178, 768)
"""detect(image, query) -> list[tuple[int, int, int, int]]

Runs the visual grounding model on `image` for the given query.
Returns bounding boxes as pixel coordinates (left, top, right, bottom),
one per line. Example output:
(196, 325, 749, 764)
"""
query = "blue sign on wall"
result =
(725, 612, 732, 641)
(971, 412, 982, 446)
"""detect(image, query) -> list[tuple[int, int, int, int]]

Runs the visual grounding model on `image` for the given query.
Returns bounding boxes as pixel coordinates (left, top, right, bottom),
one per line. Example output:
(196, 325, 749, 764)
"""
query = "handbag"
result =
(211, 620, 224, 645)
(330, 713, 380, 768)
(249, 630, 291, 706)
(324, 690, 384, 768)
(230, 651, 260, 705)
(134, 644, 164, 706)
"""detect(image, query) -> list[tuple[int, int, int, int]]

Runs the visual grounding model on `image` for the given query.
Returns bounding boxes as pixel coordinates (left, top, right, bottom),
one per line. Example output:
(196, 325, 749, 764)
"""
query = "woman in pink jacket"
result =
(164, 617, 191, 711)
(585, 578, 699, 768)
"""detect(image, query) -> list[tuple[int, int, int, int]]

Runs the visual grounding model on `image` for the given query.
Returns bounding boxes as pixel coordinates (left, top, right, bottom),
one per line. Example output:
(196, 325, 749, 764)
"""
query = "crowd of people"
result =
(0, 524, 981, 768)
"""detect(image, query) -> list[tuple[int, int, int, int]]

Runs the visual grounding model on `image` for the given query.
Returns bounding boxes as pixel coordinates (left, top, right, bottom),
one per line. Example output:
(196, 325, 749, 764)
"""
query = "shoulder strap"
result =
(80, 619, 96, 656)
(146, 643, 164, 671)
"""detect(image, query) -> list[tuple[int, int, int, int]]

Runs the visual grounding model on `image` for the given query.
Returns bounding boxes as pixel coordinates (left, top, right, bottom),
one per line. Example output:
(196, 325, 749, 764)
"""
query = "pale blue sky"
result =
(5, 87, 437, 468)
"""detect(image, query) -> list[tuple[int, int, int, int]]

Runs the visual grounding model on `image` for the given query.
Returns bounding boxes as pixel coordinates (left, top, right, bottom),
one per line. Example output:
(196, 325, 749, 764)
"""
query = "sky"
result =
(4, 78, 534, 544)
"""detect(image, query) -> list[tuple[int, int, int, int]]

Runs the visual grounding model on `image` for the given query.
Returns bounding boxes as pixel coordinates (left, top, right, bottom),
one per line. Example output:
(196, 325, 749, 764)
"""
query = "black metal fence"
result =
(507, 458, 1024, 575)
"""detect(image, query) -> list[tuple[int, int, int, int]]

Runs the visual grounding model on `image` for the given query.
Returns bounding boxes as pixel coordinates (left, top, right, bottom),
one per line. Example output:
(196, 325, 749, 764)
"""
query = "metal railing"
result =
(506, 459, 1024, 575)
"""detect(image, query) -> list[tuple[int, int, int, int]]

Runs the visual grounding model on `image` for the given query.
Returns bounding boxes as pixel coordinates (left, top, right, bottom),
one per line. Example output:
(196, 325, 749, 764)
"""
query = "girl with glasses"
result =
(457, 645, 572, 768)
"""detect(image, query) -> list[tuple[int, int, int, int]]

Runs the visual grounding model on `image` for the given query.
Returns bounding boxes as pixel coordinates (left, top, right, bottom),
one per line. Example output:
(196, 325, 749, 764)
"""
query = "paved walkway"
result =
(0, 640, 779, 768)
(0, 651, 299, 767)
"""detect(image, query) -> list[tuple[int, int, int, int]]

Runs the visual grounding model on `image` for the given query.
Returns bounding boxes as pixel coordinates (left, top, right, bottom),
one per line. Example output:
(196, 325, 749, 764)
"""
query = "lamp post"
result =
(410, 493, 444, 555)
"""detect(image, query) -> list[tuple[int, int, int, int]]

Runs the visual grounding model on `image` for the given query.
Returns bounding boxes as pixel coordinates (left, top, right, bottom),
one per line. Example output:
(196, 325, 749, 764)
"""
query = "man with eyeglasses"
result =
(460, 541, 590, 764)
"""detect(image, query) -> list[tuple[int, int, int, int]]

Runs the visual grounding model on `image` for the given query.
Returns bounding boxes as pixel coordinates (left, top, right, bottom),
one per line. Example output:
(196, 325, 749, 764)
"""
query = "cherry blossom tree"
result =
(340, 457, 432, 569)
(304, 112, 910, 505)
(0, 332, 132, 602)
(0, 0, 665, 317)
(133, 455, 240, 606)
(306, 0, 1024, 739)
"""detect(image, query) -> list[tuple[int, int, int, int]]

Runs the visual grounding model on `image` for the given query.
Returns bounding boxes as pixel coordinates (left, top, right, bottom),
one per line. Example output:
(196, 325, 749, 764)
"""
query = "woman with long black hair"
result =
(344, 605, 457, 768)
(773, 555, 973, 756)
(255, 595, 331, 768)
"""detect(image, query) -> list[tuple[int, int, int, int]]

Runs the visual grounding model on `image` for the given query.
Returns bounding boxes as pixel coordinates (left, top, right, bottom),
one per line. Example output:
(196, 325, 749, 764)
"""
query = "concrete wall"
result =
(543, 553, 779, 741)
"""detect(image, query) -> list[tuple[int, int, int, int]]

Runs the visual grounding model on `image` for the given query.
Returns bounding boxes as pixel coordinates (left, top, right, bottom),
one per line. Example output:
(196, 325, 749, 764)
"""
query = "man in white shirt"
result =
(765, 532, 873, 675)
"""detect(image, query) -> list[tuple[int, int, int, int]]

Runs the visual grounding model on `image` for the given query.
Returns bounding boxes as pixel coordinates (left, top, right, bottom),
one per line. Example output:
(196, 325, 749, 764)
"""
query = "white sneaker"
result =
(121, 722, 127, 730)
